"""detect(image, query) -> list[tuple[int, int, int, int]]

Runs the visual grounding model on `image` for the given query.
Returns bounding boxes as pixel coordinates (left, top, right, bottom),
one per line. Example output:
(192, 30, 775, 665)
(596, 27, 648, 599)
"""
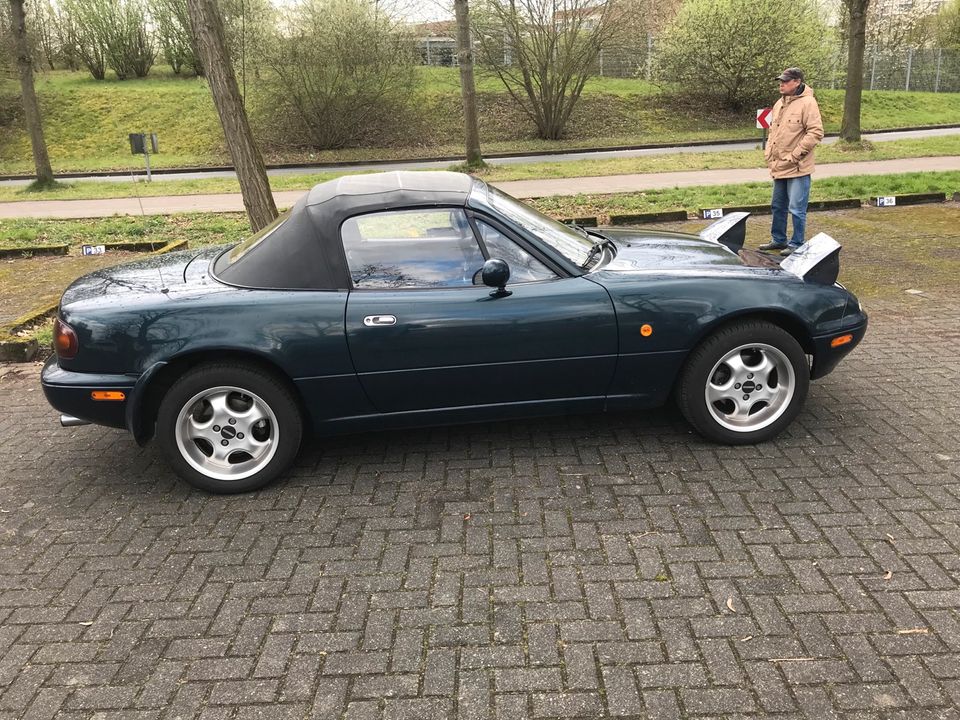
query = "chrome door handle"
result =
(363, 315, 397, 327)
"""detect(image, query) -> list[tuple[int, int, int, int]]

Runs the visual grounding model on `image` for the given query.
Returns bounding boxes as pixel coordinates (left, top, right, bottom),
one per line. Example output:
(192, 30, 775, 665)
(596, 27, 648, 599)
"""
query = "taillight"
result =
(53, 317, 78, 359)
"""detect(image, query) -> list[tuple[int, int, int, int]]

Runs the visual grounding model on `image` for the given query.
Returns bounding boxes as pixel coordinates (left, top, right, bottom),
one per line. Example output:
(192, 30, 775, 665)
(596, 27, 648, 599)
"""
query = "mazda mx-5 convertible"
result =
(42, 171, 867, 493)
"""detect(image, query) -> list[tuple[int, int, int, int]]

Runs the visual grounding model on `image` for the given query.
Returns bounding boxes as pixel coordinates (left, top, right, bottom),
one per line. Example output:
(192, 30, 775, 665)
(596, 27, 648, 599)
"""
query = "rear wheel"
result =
(157, 363, 302, 493)
(678, 321, 809, 444)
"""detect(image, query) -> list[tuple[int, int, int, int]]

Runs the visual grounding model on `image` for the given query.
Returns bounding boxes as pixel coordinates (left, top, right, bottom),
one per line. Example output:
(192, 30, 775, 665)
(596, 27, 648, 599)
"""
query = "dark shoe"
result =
(758, 241, 788, 251)
(780, 245, 800, 257)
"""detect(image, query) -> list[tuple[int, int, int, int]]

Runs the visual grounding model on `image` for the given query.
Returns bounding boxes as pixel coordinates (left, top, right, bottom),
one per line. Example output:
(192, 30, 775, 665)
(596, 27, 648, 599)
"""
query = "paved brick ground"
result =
(1, 298, 958, 719)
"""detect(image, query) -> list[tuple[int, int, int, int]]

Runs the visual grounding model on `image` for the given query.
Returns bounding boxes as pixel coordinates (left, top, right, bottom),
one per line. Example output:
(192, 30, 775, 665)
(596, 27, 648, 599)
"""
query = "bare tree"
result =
(151, 0, 202, 74)
(187, 0, 277, 232)
(656, 0, 830, 111)
(454, 0, 483, 167)
(63, 0, 155, 79)
(938, 0, 960, 50)
(50, 2, 82, 70)
(30, 1, 57, 69)
(9, 0, 54, 185)
(63, 0, 107, 78)
(473, 0, 620, 140)
(867, 0, 939, 53)
(839, 0, 870, 142)
(259, 0, 416, 151)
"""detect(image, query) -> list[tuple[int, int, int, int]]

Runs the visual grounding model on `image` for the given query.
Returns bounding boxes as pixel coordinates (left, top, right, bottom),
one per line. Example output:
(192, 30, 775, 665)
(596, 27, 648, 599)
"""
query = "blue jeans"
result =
(771, 175, 811, 248)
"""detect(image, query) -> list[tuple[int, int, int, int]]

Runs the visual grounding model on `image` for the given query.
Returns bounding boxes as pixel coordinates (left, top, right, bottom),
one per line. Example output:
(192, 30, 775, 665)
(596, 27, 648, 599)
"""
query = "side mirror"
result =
(481, 258, 511, 298)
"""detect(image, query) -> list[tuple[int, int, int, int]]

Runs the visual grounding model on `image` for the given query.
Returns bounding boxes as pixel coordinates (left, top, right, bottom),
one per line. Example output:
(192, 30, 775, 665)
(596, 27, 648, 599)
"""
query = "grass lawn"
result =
(2, 66, 959, 174)
(2, 135, 958, 203)
(0, 213, 248, 250)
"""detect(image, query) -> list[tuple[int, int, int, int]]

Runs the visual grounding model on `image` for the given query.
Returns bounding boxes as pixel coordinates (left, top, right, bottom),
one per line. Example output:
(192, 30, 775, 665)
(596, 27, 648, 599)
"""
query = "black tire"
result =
(677, 320, 809, 445)
(156, 363, 303, 493)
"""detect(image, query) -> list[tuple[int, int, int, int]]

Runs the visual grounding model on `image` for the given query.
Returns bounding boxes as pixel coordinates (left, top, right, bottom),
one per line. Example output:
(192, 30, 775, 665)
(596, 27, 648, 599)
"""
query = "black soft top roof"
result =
(215, 171, 477, 290)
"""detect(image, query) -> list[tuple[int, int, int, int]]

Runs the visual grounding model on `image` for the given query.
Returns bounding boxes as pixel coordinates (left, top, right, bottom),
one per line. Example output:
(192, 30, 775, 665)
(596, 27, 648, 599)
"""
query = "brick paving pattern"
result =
(1, 298, 958, 719)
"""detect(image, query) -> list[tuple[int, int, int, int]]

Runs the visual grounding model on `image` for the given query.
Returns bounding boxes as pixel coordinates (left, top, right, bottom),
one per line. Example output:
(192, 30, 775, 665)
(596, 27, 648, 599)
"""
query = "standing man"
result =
(758, 67, 824, 256)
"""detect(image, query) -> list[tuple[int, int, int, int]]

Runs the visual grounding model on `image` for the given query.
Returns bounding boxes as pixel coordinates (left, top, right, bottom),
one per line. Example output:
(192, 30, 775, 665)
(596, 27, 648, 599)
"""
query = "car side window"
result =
(475, 220, 558, 282)
(341, 209, 486, 289)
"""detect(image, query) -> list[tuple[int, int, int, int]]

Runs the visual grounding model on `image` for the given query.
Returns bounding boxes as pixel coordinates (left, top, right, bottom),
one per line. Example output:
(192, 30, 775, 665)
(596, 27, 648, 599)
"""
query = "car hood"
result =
(597, 227, 776, 272)
(60, 247, 224, 309)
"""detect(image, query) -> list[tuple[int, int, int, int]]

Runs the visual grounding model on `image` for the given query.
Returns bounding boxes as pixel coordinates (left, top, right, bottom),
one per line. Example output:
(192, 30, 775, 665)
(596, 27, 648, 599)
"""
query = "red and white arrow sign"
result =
(756, 107, 772, 129)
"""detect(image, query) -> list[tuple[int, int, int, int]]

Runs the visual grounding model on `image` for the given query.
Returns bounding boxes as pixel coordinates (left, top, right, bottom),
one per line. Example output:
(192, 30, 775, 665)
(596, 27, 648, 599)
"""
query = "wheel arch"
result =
(130, 350, 307, 445)
(672, 310, 814, 400)
(693, 309, 814, 357)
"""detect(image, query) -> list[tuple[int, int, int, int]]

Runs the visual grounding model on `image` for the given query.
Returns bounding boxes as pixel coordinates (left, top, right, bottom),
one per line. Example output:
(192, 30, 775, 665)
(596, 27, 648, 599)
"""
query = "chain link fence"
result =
(826, 48, 960, 93)
(419, 35, 960, 93)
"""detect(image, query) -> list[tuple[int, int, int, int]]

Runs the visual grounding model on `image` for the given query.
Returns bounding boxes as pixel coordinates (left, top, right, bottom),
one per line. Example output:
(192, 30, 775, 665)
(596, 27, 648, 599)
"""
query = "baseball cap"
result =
(776, 68, 804, 82)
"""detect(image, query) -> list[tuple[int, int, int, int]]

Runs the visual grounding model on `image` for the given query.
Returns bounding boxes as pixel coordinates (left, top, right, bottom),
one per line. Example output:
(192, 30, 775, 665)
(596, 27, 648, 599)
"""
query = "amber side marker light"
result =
(831, 334, 854, 348)
(91, 391, 126, 401)
(640, 324, 654, 337)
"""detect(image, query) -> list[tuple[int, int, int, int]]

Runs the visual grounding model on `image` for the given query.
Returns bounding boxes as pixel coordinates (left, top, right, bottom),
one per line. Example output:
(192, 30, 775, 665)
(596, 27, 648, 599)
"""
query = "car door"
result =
(342, 207, 618, 414)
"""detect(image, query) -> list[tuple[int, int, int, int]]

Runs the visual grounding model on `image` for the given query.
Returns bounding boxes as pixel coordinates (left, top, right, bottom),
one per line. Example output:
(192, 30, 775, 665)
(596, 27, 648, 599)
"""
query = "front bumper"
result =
(41, 357, 138, 430)
(810, 311, 868, 380)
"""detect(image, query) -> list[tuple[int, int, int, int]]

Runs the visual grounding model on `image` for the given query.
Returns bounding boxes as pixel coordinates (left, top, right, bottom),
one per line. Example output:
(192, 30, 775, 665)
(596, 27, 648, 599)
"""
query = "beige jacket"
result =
(764, 84, 824, 179)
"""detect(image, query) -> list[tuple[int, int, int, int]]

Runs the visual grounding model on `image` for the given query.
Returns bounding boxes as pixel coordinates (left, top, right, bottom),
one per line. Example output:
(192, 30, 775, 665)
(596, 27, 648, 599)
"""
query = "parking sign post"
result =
(128, 132, 159, 182)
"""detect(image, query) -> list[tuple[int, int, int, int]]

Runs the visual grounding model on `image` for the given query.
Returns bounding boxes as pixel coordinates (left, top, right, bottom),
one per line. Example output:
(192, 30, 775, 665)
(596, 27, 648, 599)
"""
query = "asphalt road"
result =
(1, 126, 957, 187)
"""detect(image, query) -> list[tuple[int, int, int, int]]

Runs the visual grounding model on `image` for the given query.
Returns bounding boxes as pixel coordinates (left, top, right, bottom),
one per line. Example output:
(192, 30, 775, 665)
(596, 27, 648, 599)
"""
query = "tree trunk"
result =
(187, 0, 276, 232)
(9, 0, 54, 185)
(840, 0, 870, 142)
(454, 0, 483, 167)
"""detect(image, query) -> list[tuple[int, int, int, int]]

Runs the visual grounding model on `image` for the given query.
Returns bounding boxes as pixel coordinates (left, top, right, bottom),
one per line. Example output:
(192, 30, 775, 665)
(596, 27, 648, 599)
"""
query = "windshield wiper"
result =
(581, 238, 614, 268)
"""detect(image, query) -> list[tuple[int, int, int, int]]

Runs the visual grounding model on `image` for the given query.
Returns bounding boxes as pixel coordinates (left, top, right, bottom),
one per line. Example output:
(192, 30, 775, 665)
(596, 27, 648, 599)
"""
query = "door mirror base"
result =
(482, 258, 511, 298)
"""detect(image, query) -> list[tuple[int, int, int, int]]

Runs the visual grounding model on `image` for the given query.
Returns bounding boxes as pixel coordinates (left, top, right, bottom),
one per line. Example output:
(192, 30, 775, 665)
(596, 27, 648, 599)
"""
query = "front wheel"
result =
(678, 321, 809, 445)
(156, 363, 303, 493)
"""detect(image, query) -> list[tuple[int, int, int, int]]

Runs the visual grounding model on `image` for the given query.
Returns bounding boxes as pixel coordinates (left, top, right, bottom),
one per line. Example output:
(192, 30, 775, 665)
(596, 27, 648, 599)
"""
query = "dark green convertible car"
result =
(42, 171, 867, 493)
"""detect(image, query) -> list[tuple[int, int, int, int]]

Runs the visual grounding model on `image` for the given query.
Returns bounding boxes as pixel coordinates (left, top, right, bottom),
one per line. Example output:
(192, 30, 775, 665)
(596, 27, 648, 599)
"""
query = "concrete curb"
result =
(871, 192, 948, 207)
(609, 210, 689, 225)
(0, 300, 58, 362)
(0, 244, 69, 259)
(558, 216, 598, 227)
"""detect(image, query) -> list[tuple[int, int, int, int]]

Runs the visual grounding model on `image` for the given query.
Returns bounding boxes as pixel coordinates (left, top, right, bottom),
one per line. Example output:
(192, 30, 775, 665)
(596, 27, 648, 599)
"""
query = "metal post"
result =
(935, 48, 943, 92)
(645, 33, 653, 81)
(905, 48, 913, 91)
(143, 149, 151, 182)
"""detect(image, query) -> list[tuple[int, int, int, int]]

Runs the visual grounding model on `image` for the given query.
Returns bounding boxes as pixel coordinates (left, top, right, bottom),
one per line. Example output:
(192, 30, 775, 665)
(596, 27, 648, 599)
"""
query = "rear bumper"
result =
(41, 357, 137, 430)
(810, 312, 868, 380)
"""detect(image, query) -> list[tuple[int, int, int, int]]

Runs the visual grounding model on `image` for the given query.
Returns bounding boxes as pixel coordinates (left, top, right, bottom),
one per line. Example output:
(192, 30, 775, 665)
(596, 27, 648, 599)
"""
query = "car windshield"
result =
(470, 182, 594, 266)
